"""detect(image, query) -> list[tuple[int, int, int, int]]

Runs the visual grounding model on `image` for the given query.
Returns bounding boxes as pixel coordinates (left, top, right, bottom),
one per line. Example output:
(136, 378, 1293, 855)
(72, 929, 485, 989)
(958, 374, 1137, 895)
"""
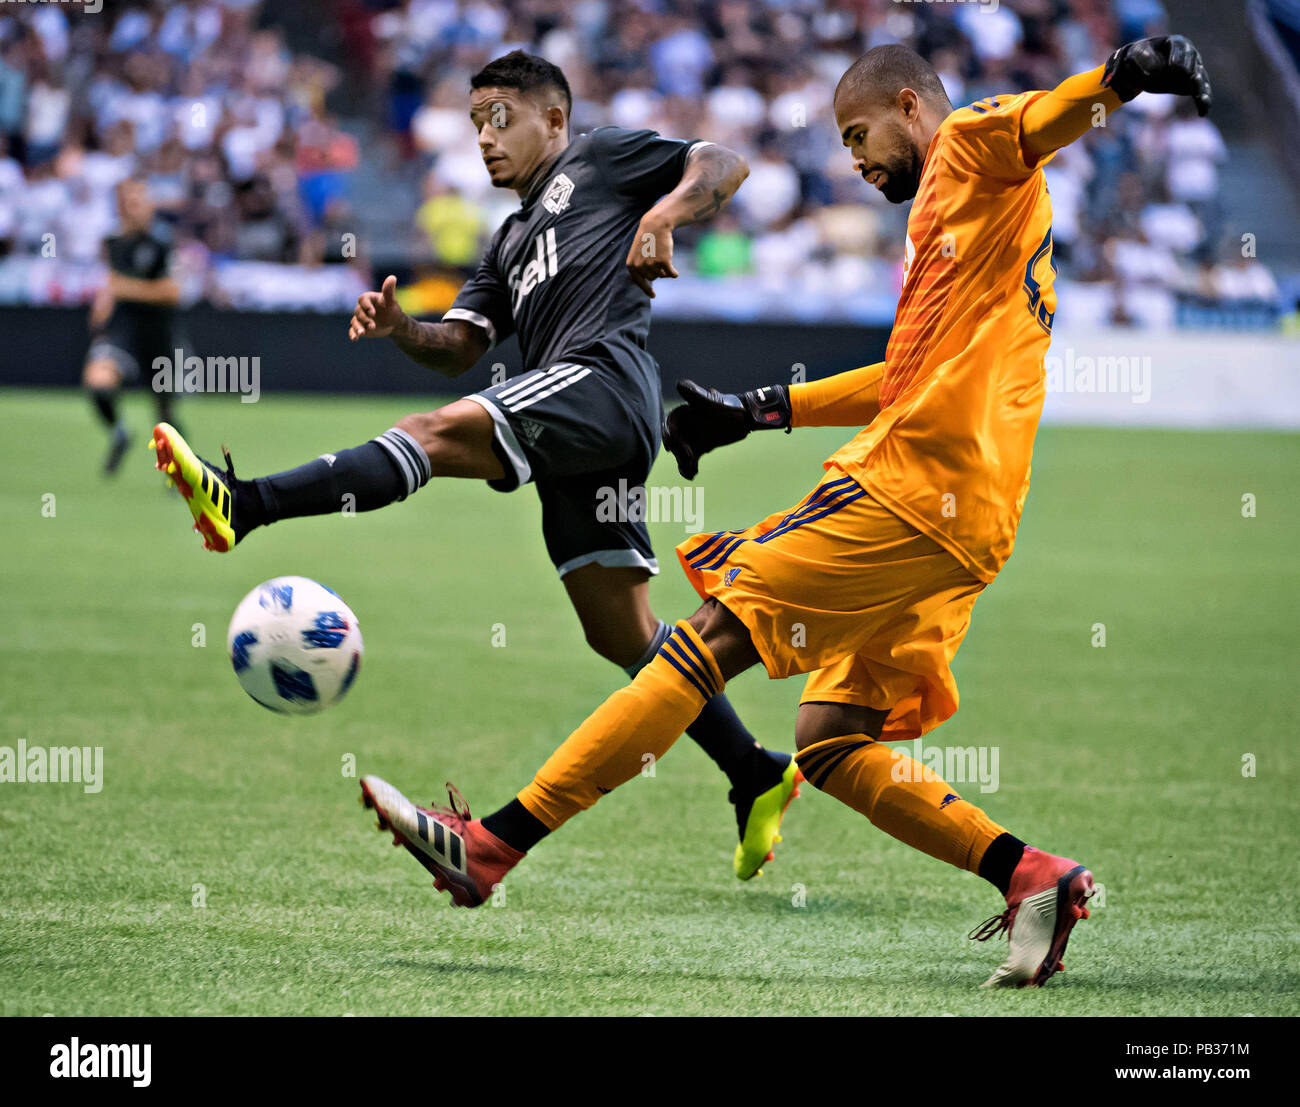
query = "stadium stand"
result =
(0, 0, 1293, 329)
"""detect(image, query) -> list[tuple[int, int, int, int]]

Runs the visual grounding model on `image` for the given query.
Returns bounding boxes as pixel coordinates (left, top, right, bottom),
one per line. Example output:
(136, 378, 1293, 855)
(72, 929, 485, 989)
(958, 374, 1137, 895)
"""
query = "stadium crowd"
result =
(0, 0, 367, 311)
(370, 0, 1277, 326)
(0, 0, 1283, 326)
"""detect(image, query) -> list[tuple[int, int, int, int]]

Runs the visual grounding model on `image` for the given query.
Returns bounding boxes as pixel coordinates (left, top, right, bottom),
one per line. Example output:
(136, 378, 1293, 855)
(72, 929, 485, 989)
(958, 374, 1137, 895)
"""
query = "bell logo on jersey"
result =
(509, 228, 559, 313)
(542, 172, 575, 214)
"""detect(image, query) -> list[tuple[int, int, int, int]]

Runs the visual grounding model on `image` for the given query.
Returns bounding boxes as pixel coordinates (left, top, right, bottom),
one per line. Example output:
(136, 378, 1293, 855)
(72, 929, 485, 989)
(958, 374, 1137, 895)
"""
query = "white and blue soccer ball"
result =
(226, 576, 363, 714)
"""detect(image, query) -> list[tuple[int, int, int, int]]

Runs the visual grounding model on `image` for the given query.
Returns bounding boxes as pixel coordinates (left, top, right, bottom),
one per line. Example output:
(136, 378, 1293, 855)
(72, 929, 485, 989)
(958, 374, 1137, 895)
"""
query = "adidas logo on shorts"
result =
(516, 418, 545, 446)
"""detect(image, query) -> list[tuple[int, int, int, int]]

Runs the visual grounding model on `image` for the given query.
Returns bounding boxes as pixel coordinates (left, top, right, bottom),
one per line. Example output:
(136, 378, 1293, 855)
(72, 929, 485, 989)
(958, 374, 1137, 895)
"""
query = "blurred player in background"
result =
(357, 36, 1212, 989)
(83, 177, 183, 475)
(151, 51, 802, 882)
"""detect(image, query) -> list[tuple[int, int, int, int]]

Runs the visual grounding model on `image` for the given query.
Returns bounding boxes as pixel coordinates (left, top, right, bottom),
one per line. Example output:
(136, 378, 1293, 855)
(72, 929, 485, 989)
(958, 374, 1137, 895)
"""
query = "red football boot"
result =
(970, 846, 1094, 988)
(360, 775, 524, 907)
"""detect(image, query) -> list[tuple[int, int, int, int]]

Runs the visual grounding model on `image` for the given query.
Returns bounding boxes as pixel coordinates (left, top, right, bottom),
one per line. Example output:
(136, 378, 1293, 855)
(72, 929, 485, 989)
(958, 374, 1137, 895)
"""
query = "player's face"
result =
(117, 182, 153, 230)
(836, 90, 927, 204)
(469, 87, 564, 191)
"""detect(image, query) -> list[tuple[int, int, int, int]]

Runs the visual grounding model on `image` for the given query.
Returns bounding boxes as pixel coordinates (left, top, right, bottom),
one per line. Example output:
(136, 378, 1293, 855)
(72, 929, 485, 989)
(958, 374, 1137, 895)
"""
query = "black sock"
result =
(89, 386, 120, 429)
(623, 620, 779, 792)
(687, 694, 785, 793)
(481, 799, 550, 853)
(978, 833, 1027, 896)
(250, 428, 431, 530)
(155, 395, 182, 439)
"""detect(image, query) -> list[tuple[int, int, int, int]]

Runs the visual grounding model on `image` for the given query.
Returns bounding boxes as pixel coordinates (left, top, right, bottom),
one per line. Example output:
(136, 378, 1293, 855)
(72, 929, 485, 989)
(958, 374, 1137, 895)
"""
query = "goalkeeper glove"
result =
(1102, 34, 1212, 116)
(663, 379, 791, 480)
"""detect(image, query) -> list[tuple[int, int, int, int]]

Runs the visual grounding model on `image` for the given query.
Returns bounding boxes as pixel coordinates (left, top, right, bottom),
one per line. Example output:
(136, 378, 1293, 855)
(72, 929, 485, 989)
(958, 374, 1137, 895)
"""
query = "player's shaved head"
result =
(833, 45, 952, 204)
(835, 44, 953, 116)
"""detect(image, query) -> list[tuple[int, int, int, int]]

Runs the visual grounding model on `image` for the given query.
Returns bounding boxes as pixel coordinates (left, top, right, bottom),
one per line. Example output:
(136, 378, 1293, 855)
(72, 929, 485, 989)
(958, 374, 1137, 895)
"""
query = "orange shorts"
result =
(676, 465, 985, 741)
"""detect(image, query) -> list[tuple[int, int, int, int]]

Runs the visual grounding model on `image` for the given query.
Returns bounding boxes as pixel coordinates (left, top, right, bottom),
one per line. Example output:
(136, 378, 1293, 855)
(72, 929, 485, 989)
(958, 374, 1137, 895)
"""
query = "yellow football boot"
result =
(149, 423, 237, 552)
(733, 755, 802, 880)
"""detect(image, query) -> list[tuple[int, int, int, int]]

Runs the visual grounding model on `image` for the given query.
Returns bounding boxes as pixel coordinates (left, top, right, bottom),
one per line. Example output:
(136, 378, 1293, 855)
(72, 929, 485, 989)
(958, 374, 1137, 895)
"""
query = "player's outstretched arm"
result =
(788, 363, 886, 429)
(348, 274, 488, 377)
(663, 363, 885, 479)
(1021, 35, 1211, 162)
(626, 142, 749, 297)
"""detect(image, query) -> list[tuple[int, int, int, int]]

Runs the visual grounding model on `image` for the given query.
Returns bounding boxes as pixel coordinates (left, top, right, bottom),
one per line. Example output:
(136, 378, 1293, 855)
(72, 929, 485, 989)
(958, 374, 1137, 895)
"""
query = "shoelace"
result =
(968, 904, 1018, 942)
(426, 782, 472, 829)
(220, 445, 238, 481)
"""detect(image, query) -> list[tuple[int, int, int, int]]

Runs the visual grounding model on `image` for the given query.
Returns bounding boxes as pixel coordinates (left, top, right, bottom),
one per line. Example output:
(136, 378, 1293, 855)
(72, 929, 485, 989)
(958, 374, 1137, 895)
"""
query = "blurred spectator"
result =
(732, 136, 801, 230)
(1164, 99, 1226, 205)
(296, 110, 359, 225)
(24, 56, 69, 166)
(649, 17, 714, 99)
(0, 39, 26, 148)
(1209, 253, 1282, 304)
(695, 213, 752, 278)
(302, 197, 368, 272)
(231, 174, 298, 263)
(415, 178, 485, 271)
(0, 133, 21, 255)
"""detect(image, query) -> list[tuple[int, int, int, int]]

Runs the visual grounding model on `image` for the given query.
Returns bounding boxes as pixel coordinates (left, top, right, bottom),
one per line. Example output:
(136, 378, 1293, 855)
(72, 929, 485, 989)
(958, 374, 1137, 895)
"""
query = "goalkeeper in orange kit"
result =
(358, 36, 1212, 987)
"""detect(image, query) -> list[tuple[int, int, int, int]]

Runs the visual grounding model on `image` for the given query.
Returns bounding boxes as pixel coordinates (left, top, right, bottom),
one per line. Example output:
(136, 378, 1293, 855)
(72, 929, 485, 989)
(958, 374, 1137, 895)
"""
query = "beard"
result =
(875, 143, 926, 204)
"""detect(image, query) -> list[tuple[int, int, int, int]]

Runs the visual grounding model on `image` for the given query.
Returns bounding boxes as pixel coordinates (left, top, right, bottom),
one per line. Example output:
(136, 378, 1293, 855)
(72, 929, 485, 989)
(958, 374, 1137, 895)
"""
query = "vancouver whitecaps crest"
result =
(542, 172, 575, 214)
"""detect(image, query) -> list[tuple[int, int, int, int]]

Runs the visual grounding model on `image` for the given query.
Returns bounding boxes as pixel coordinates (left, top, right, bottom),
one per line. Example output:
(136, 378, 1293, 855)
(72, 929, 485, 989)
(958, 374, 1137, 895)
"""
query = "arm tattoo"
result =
(689, 186, 728, 222)
(680, 146, 744, 223)
(390, 316, 482, 376)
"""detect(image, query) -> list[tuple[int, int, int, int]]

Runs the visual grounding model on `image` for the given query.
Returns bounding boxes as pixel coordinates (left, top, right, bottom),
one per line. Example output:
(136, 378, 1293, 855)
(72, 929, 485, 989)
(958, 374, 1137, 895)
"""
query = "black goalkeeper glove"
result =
(663, 379, 791, 480)
(1102, 34, 1212, 116)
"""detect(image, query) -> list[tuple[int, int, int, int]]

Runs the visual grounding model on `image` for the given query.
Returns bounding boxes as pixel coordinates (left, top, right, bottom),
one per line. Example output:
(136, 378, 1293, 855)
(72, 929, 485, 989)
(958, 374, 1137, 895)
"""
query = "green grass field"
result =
(2, 387, 1298, 1016)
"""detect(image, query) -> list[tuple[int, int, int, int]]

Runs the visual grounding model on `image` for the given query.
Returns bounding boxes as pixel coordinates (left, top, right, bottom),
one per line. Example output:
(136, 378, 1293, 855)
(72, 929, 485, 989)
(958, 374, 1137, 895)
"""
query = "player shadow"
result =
(382, 958, 539, 979)
(1040, 965, 1300, 997)
(380, 952, 988, 992)
(378, 955, 1295, 1012)
(729, 891, 895, 917)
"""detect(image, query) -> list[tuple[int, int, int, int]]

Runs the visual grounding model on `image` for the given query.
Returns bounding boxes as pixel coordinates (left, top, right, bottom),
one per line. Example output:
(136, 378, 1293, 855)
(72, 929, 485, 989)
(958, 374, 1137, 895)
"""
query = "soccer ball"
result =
(226, 576, 363, 714)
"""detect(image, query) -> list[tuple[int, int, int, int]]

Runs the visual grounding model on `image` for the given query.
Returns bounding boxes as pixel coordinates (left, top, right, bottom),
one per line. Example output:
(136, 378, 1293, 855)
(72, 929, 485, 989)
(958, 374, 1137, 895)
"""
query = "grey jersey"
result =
(444, 126, 700, 373)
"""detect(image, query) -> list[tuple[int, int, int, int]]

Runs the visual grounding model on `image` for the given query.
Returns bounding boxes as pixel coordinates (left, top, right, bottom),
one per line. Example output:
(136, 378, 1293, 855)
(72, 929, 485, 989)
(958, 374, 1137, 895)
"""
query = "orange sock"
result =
(517, 621, 724, 830)
(795, 734, 1006, 873)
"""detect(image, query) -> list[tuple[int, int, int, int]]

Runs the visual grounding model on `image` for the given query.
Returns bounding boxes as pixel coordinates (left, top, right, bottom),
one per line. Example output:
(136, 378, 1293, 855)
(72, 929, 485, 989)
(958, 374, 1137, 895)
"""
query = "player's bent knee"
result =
(795, 701, 889, 750)
(83, 360, 121, 390)
(580, 625, 641, 668)
(393, 409, 445, 454)
(687, 599, 760, 682)
(396, 401, 495, 472)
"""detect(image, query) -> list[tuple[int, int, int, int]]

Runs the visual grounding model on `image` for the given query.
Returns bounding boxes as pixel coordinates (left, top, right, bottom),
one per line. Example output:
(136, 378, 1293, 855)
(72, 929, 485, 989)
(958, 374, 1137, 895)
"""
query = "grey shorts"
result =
(467, 356, 662, 577)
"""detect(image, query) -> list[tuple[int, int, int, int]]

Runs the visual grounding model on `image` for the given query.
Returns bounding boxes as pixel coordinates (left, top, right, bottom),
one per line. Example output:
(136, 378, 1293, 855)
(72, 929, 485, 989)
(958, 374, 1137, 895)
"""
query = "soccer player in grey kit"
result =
(151, 51, 801, 883)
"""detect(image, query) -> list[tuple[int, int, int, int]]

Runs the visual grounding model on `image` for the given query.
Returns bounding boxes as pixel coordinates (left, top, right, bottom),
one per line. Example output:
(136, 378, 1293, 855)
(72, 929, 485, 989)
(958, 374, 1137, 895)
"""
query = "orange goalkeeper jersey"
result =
(828, 91, 1059, 582)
